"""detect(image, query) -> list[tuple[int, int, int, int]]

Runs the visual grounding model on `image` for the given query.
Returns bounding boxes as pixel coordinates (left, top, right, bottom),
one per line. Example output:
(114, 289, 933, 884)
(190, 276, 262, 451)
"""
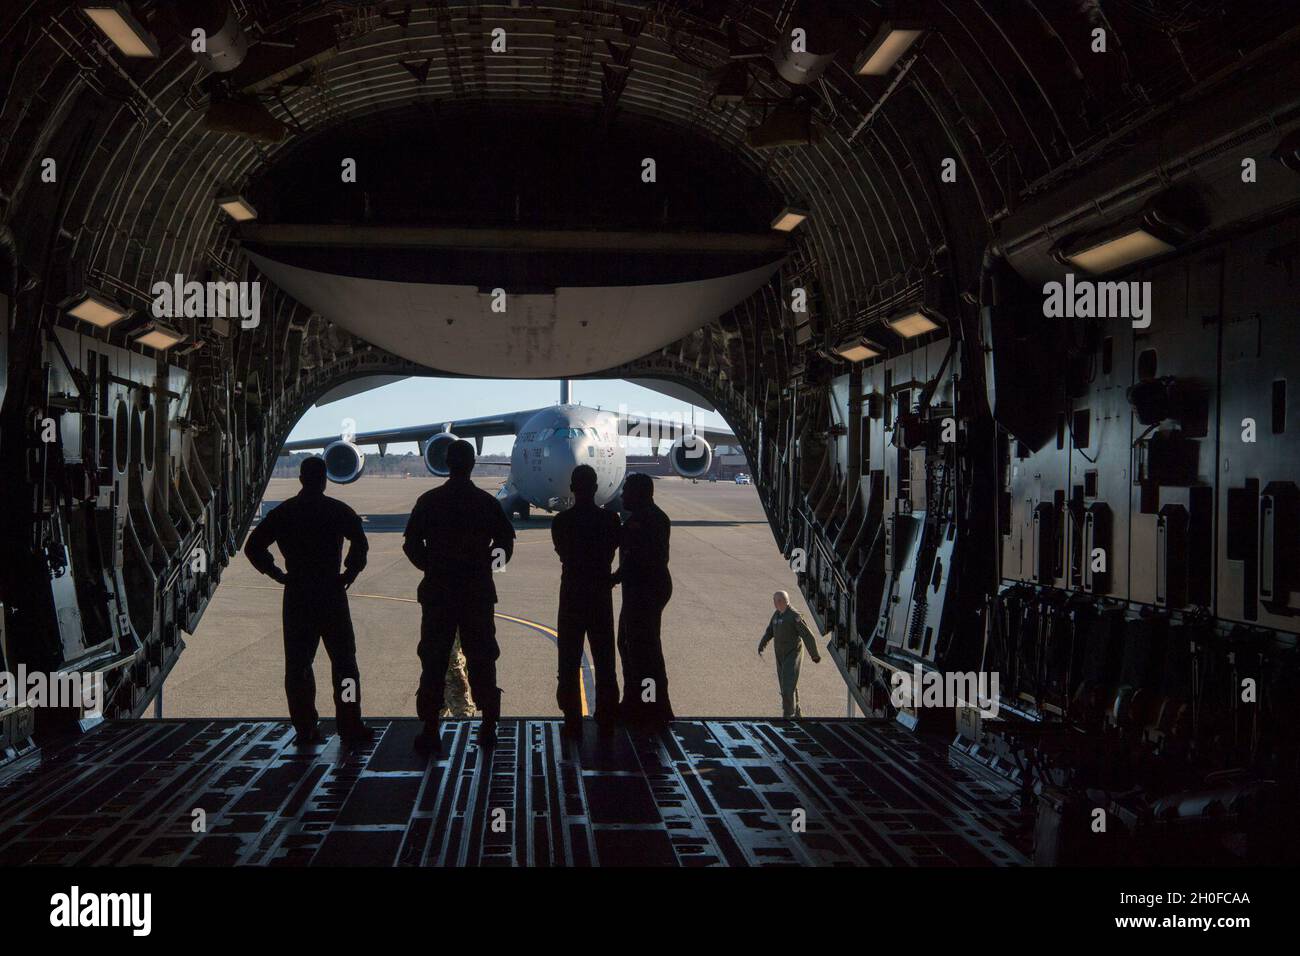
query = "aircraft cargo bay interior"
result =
(0, 0, 1297, 930)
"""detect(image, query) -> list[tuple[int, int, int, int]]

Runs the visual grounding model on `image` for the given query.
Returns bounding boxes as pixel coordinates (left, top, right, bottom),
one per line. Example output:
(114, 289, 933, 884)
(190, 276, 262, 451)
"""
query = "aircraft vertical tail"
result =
(560, 379, 572, 404)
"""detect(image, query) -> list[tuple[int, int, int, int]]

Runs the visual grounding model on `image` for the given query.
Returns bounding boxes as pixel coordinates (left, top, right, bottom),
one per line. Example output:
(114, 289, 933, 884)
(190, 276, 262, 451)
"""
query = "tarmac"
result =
(166, 475, 848, 721)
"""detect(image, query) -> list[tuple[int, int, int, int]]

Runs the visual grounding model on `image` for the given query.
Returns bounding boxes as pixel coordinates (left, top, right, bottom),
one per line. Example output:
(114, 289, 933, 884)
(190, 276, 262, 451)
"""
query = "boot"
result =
(340, 722, 375, 750)
(478, 688, 502, 752)
(413, 718, 442, 757)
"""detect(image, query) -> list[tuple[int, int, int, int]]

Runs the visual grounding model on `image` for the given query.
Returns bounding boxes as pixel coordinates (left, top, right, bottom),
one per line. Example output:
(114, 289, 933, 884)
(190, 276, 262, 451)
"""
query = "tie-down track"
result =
(0, 718, 1026, 867)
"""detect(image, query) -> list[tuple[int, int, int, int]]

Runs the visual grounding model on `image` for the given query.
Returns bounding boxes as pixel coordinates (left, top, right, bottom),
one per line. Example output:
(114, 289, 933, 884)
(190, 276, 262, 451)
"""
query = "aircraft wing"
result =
(282, 408, 540, 452)
(618, 414, 736, 447)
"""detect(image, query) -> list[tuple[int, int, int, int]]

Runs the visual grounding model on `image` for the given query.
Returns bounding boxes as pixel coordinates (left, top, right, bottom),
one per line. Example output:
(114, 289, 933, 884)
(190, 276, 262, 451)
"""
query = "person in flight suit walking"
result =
(403, 439, 516, 756)
(611, 472, 674, 727)
(245, 456, 372, 748)
(550, 465, 622, 736)
(757, 590, 822, 718)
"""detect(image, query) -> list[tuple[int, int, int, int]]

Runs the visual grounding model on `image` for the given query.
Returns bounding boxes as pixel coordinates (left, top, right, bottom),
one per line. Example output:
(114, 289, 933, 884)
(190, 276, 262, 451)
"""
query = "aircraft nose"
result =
(552, 440, 579, 479)
(542, 440, 581, 508)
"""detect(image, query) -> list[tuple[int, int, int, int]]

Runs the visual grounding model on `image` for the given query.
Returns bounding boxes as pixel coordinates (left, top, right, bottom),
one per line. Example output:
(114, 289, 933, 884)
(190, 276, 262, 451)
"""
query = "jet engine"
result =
(423, 432, 459, 477)
(669, 434, 713, 479)
(322, 440, 365, 484)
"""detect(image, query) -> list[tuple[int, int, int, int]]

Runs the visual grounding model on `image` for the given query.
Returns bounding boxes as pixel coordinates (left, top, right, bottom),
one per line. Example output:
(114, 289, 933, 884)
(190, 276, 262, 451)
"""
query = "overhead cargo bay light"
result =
(835, 336, 883, 362)
(1055, 202, 1191, 275)
(887, 308, 942, 338)
(1059, 226, 1174, 275)
(81, 3, 160, 58)
(216, 194, 258, 221)
(855, 22, 924, 76)
(771, 206, 810, 232)
(131, 321, 186, 352)
(61, 287, 131, 328)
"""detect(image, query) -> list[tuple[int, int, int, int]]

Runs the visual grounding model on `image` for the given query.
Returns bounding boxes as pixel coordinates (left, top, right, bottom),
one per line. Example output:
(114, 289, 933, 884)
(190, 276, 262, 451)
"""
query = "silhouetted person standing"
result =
(551, 465, 622, 735)
(245, 456, 371, 748)
(757, 590, 822, 718)
(403, 440, 515, 755)
(612, 472, 674, 726)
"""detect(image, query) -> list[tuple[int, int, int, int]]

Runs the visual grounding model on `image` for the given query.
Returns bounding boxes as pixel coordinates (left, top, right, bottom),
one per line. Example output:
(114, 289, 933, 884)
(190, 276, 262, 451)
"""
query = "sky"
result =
(286, 377, 731, 455)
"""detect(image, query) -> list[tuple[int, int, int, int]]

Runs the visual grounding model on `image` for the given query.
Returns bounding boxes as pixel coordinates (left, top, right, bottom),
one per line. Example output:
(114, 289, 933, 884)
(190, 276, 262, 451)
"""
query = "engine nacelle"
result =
(423, 432, 459, 477)
(322, 440, 365, 484)
(669, 434, 713, 479)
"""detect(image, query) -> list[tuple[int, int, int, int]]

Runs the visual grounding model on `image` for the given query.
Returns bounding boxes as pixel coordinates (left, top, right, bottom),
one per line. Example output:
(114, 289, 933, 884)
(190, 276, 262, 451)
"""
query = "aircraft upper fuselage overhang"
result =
(242, 226, 785, 378)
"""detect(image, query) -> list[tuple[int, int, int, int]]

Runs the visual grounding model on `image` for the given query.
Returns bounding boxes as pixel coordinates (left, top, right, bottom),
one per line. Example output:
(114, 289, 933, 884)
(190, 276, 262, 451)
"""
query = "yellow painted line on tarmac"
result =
(496, 613, 590, 717)
(225, 585, 588, 715)
(493, 612, 555, 634)
(351, 591, 416, 603)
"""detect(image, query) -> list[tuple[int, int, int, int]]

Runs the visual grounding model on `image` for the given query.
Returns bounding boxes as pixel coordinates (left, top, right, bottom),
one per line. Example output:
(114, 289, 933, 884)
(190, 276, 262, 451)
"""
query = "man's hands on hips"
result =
(262, 567, 358, 590)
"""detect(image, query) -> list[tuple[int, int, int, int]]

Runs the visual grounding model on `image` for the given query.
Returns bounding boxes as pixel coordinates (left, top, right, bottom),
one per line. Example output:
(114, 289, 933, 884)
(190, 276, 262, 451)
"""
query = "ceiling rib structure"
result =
(11, 1, 1292, 363)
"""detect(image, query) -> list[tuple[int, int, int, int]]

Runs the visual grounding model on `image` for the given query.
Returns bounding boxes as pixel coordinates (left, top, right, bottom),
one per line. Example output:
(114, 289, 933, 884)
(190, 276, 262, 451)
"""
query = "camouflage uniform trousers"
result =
(440, 636, 477, 717)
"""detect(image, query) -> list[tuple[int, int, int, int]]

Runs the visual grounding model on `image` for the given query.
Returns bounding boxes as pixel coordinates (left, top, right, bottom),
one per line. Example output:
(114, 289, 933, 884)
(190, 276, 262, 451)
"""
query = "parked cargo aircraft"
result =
(282, 383, 734, 517)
